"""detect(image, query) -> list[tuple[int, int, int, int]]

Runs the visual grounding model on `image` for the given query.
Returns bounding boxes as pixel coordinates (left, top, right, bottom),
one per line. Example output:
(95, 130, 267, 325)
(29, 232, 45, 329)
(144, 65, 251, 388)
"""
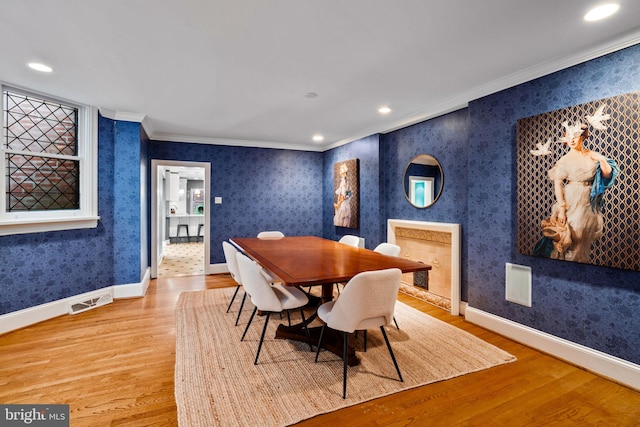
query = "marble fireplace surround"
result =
(388, 219, 461, 316)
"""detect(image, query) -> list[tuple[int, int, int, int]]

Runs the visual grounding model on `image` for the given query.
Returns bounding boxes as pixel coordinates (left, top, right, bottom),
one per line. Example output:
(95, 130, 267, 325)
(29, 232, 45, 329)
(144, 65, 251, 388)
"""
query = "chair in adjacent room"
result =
(236, 252, 313, 364)
(176, 223, 190, 243)
(314, 268, 404, 399)
(373, 242, 402, 330)
(222, 241, 247, 326)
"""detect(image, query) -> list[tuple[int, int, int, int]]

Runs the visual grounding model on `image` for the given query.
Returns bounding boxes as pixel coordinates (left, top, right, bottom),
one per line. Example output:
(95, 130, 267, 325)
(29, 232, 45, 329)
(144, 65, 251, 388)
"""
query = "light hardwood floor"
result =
(1, 274, 639, 426)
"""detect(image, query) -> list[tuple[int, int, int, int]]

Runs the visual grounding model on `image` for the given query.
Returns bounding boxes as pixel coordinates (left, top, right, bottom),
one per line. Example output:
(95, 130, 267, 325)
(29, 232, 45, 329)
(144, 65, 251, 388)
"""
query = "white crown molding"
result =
(330, 30, 640, 149)
(140, 116, 155, 139)
(99, 107, 146, 124)
(325, 100, 468, 151)
(151, 133, 324, 152)
(100, 31, 640, 153)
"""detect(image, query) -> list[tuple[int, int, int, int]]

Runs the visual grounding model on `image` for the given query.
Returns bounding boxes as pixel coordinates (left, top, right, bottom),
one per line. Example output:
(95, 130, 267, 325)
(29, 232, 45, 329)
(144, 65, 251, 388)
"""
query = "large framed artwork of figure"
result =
(516, 92, 640, 271)
(333, 158, 359, 228)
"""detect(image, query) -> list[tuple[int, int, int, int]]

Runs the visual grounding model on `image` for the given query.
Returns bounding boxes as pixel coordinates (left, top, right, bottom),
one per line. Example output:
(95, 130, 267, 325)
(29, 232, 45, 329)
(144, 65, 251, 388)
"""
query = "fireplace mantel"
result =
(388, 219, 461, 315)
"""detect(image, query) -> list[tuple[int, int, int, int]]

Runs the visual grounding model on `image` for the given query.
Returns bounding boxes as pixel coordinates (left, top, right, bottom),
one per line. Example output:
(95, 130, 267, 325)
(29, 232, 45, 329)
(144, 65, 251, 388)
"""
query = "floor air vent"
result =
(68, 293, 113, 315)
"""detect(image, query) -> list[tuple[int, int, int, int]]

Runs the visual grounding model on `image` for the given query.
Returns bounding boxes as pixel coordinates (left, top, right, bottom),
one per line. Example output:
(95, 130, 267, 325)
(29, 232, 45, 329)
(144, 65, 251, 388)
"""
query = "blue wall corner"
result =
(467, 43, 640, 363)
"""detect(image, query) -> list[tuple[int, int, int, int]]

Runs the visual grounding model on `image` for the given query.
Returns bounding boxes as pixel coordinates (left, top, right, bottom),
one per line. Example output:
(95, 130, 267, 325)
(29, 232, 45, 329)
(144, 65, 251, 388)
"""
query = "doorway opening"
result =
(151, 160, 211, 279)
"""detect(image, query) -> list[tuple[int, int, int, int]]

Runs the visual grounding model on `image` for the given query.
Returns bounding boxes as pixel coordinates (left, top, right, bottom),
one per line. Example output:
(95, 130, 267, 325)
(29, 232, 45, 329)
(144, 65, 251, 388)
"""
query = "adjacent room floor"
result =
(158, 242, 204, 278)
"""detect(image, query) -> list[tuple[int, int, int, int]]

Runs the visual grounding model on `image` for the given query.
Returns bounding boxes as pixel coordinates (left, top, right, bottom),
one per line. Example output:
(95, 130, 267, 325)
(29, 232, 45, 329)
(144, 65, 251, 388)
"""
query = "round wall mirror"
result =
(403, 154, 443, 208)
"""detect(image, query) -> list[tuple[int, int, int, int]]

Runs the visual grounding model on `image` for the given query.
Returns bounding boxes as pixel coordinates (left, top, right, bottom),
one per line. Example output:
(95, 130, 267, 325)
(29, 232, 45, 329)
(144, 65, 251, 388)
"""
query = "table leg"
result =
(321, 282, 334, 303)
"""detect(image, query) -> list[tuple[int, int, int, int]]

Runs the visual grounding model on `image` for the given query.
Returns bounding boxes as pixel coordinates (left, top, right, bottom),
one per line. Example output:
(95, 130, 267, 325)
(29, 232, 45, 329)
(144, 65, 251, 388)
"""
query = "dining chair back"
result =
(373, 242, 401, 257)
(222, 241, 247, 324)
(257, 231, 285, 239)
(373, 242, 402, 329)
(338, 234, 361, 247)
(236, 252, 283, 312)
(324, 268, 401, 332)
(222, 241, 242, 285)
(333, 234, 364, 295)
(236, 252, 312, 364)
(315, 268, 403, 398)
(333, 234, 364, 294)
(256, 232, 285, 282)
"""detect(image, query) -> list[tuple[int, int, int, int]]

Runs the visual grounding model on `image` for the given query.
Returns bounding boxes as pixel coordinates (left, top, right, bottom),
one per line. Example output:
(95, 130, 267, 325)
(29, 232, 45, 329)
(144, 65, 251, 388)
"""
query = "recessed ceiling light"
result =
(28, 62, 53, 73)
(584, 3, 620, 21)
(312, 134, 324, 142)
(378, 106, 391, 114)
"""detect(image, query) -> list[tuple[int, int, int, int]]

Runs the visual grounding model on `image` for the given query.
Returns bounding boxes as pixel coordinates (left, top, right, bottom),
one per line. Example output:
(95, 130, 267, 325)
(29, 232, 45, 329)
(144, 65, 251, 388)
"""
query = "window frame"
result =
(0, 83, 99, 236)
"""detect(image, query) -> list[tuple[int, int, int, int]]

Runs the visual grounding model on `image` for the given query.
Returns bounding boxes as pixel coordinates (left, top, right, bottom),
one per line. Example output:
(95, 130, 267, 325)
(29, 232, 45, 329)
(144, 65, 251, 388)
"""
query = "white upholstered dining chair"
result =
(256, 231, 292, 322)
(338, 234, 361, 248)
(333, 234, 363, 294)
(255, 231, 284, 285)
(257, 231, 285, 239)
(314, 268, 404, 399)
(222, 241, 247, 326)
(373, 242, 401, 257)
(373, 242, 402, 330)
(236, 252, 312, 364)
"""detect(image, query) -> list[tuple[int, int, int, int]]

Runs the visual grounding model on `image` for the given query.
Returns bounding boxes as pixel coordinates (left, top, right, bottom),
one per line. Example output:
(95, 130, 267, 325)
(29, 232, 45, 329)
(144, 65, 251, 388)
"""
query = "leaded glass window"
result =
(3, 89, 80, 211)
(0, 84, 98, 236)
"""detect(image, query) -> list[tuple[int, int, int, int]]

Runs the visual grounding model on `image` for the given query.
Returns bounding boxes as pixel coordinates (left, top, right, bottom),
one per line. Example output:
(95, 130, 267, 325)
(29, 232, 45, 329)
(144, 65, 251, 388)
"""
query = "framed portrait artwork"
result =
(516, 91, 640, 271)
(333, 159, 359, 228)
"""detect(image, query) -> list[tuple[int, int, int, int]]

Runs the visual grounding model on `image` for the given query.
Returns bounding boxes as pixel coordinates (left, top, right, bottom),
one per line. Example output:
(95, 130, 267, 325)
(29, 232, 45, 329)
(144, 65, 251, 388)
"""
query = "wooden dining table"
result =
(230, 235, 431, 365)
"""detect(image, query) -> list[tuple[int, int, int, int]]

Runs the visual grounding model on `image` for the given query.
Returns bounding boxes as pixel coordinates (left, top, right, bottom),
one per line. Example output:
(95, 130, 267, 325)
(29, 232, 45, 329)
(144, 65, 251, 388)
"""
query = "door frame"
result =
(151, 159, 211, 278)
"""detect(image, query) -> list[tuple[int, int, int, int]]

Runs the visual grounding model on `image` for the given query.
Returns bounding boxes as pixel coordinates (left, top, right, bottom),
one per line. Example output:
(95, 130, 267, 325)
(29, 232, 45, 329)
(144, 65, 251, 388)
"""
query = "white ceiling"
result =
(2, 1, 639, 152)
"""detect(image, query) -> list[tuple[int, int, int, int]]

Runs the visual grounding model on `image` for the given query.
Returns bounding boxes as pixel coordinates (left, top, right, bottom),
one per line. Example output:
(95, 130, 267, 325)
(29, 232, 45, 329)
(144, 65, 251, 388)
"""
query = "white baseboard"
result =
(465, 306, 640, 391)
(459, 301, 467, 316)
(0, 268, 151, 335)
(113, 268, 151, 299)
(208, 262, 228, 275)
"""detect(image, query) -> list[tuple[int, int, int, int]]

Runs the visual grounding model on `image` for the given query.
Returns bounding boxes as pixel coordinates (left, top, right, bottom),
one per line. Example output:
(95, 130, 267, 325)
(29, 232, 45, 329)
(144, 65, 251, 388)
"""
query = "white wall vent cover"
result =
(505, 263, 532, 307)
(68, 293, 113, 315)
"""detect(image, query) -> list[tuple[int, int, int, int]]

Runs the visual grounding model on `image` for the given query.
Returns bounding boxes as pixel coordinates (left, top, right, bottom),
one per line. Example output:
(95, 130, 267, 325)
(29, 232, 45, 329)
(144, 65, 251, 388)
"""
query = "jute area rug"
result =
(175, 287, 516, 427)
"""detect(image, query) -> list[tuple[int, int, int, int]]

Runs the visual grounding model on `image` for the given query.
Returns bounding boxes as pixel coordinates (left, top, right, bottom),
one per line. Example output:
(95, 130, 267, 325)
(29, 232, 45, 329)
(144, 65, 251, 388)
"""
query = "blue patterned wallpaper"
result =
(112, 120, 144, 284)
(148, 142, 324, 264)
(381, 109, 469, 299)
(0, 115, 145, 315)
(322, 135, 382, 248)
(140, 127, 149, 278)
(467, 44, 640, 364)
(1, 43, 638, 368)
